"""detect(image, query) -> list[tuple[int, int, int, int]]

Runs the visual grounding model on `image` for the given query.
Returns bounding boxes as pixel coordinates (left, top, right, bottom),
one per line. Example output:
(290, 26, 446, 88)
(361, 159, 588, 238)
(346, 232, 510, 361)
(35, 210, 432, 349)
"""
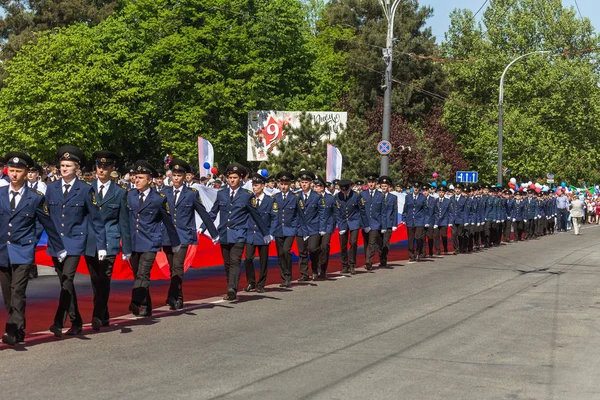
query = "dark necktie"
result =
(139, 192, 145, 206)
(63, 183, 71, 198)
(230, 190, 235, 202)
(10, 190, 18, 210)
(283, 193, 287, 201)
(98, 184, 104, 201)
(173, 189, 180, 205)
(256, 197, 261, 208)
(371, 191, 374, 198)
(304, 194, 308, 202)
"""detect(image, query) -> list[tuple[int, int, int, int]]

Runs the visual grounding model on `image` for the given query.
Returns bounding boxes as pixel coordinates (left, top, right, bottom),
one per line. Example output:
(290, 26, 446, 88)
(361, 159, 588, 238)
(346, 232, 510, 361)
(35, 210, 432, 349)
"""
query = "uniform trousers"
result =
(164, 245, 189, 302)
(380, 230, 393, 266)
(407, 225, 424, 260)
(535, 218, 546, 236)
(84, 254, 116, 324)
(339, 229, 360, 268)
(220, 242, 245, 293)
(484, 221, 496, 246)
(362, 229, 382, 267)
(53, 255, 83, 328)
(296, 234, 321, 278)
(434, 226, 449, 254)
(422, 227, 434, 256)
(276, 236, 295, 282)
(513, 220, 525, 241)
(0, 263, 30, 335)
(318, 233, 332, 275)
(130, 251, 157, 310)
(451, 224, 465, 253)
(526, 219, 536, 239)
(244, 243, 270, 289)
(503, 220, 512, 242)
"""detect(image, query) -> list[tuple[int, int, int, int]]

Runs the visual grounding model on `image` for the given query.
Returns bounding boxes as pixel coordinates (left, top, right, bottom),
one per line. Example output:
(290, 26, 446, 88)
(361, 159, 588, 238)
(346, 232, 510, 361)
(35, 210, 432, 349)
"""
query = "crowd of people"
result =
(0, 147, 590, 347)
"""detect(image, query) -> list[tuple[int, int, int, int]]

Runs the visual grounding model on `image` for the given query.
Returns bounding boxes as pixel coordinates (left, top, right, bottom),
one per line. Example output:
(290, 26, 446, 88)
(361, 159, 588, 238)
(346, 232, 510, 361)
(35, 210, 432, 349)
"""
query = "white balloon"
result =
(528, 181, 533, 185)
(510, 177, 516, 184)
(535, 183, 541, 188)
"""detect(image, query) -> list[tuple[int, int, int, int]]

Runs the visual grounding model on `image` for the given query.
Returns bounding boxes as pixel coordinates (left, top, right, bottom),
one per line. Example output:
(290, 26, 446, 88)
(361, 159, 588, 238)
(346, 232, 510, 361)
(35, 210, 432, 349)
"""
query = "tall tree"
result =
(442, 0, 600, 183)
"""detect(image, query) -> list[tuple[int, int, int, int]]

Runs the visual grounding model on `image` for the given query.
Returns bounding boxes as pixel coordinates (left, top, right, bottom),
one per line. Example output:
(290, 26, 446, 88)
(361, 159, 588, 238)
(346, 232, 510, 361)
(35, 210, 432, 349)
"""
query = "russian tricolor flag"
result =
(326, 143, 342, 183)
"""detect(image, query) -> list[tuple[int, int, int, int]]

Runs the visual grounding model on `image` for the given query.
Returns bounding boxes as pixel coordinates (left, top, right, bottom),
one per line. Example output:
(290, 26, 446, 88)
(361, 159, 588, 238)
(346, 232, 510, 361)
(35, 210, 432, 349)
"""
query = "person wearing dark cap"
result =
(534, 191, 546, 238)
(296, 171, 326, 281)
(433, 185, 453, 255)
(379, 176, 398, 267)
(126, 160, 181, 316)
(420, 184, 437, 258)
(209, 163, 270, 300)
(313, 176, 336, 278)
(503, 189, 514, 243)
(450, 183, 468, 254)
(402, 182, 427, 262)
(154, 170, 167, 192)
(525, 189, 537, 239)
(0, 152, 66, 345)
(83, 151, 132, 331)
(334, 179, 368, 274)
(360, 172, 384, 270)
(0, 157, 10, 187)
(46, 145, 106, 337)
(483, 186, 497, 248)
(162, 159, 218, 308)
(26, 164, 46, 195)
(243, 173, 276, 293)
(272, 171, 302, 287)
(511, 190, 526, 241)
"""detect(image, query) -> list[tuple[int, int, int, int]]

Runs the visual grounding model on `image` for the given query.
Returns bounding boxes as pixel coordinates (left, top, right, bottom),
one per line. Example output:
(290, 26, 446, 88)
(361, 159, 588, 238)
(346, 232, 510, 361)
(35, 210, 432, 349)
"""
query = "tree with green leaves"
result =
(442, 0, 600, 184)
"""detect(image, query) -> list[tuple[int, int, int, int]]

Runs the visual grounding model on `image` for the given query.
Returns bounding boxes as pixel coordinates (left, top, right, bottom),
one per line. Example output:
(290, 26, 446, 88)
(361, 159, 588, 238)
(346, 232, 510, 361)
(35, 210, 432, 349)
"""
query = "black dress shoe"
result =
(341, 267, 349, 274)
(319, 272, 327, 279)
(49, 325, 63, 338)
(257, 287, 265, 293)
(243, 284, 255, 292)
(366, 264, 373, 271)
(350, 267, 356, 275)
(2, 333, 17, 346)
(416, 255, 421, 262)
(279, 282, 287, 287)
(91, 317, 103, 331)
(175, 300, 184, 310)
(298, 276, 310, 282)
(102, 320, 110, 327)
(65, 326, 83, 336)
(129, 302, 140, 316)
(223, 290, 236, 301)
(139, 306, 152, 317)
(166, 297, 177, 310)
(16, 331, 25, 344)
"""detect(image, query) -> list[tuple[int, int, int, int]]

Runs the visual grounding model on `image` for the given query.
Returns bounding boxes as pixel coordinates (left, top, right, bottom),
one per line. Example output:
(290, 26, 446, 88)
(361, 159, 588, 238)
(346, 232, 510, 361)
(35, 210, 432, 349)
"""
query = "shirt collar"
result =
(9, 184, 25, 196)
(141, 188, 151, 197)
(97, 179, 111, 190)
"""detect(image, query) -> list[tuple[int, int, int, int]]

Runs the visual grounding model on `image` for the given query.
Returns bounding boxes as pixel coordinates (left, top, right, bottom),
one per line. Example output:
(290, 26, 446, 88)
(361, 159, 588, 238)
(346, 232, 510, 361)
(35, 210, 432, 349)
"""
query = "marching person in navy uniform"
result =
(272, 171, 301, 287)
(334, 179, 368, 274)
(84, 151, 132, 331)
(314, 176, 336, 278)
(511, 190, 526, 241)
(127, 160, 181, 316)
(450, 183, 468, 254)
(503, 189, 514, 242)
(25, 163, 46, 279)
(402, 182, 427, 262)
(209, 163, 269, 300)
(161, 158, 218, 309)
(361, 172, 384, 270)
(244, 173, 276, 293)
(525, 189, 537, 239)
(0, 153, 66, 345)
(296, 171, 326, 281)
(422, 184, 436, 258)
(46, 146, 106, 337)
(379, 176, 398, 268)
(433, 185, 453, 255)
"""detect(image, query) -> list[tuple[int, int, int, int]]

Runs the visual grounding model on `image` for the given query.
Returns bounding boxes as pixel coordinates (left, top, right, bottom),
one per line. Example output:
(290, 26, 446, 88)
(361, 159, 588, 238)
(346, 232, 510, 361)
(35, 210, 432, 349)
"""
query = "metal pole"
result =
(379, 0, 401, 176)
(497, 50, 550, 185)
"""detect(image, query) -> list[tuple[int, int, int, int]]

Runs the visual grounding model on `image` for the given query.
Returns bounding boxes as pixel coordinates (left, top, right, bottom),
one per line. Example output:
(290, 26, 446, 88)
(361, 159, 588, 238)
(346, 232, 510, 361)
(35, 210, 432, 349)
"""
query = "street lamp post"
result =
(378, 0, 402, 176)
(497, 50, 551, 185)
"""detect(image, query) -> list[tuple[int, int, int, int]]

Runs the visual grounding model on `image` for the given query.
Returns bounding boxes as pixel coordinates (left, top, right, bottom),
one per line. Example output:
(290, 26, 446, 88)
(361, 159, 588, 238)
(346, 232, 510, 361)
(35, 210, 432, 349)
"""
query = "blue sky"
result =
(423, 0, 600, 42)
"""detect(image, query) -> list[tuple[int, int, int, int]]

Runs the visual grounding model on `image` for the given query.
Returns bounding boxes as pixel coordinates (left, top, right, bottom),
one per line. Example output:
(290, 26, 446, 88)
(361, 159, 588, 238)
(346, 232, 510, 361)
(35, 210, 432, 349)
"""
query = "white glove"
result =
(496, 220, 500, 224)
(364, 227, 371, 233)
(57, 250, 67, 263)
(263, 235, 271, 244)
(434, 225, 438, 229)
(424, 224, 429, 228)
(537, 215, 541, 219)
(122, 253, 131, 261)
(513, 218, 516, 222)
(172, 245, 181, 253)
(534, 216, 538, 220)
(381, 229, 387, 233)
(464, 223, 469, 226)
(303, 236, 309, 241)
(212, 237, 219, 245)
(319, 232, 326, 236)
(98, 250, 107, 261)
(449, 224, 453, 227)
(270, 235, 275, 242)
(477, 223, 481, 226)
(392, 226, 397, 231)
(339, 230, 347, 235)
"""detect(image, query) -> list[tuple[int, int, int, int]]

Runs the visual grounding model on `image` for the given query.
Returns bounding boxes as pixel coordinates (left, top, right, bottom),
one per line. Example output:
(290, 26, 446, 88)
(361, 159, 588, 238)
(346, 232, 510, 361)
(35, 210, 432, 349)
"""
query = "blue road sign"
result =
(455, 171, 479, 183)
(377, 140, 392, 155)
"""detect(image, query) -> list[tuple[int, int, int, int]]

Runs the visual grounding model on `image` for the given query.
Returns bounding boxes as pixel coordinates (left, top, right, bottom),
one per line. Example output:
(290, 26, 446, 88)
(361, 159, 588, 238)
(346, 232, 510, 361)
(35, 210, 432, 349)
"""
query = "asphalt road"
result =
(2, 226, 600, 400)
